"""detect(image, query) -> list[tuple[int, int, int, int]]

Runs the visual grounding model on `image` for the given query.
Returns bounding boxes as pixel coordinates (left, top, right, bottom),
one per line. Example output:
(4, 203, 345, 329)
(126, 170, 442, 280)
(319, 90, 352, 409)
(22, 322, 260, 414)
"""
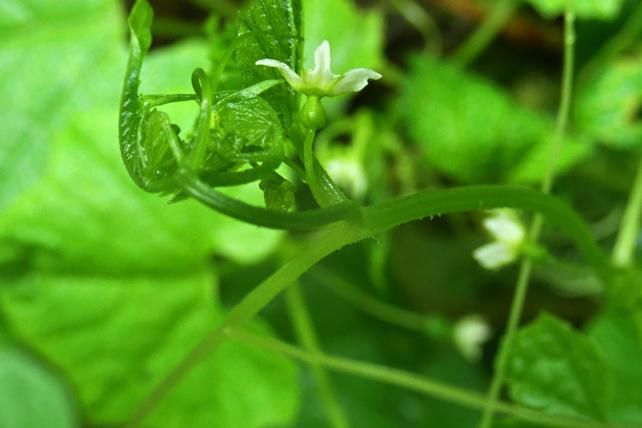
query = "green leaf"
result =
(588, 308, 642, 425)
(0, 345, 78, 428)
(400, 56, 590, 184)
(236, 0, 302, 131)
(574, 56, 642, 150)
(1, 41, 282, 269)
(504, 313, 611, 420)
(212, 97, 285, 162)
(0, 273, 298, 428)
(524, 0, 624, 20)
(0, 0, 123, 211)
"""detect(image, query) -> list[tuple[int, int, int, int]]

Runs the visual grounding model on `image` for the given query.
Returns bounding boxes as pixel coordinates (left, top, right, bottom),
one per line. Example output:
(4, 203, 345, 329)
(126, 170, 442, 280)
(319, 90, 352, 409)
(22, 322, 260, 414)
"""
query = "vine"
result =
(118, 1, 628, 427)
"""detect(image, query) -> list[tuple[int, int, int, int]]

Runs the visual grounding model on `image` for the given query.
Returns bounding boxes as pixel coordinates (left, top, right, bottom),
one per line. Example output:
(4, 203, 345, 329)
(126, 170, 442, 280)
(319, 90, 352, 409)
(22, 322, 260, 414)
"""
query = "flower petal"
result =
(309, 40, 336, 88)
(473, 242, 516, 270)
(256, 59, 304, 90)
(329, 68, 382, 96)
(483, 210, 525, 245)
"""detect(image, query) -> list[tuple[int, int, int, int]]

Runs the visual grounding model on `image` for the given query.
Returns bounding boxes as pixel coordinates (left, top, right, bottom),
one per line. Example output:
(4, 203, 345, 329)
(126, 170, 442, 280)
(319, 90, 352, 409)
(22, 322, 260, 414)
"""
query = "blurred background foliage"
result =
(1, 0, 642, 427)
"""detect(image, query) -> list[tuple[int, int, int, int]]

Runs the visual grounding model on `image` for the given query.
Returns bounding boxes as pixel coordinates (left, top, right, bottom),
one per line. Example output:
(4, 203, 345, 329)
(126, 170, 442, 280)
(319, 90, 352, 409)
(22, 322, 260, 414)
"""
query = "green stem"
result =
(227, 328, 612, 428)
(451, 0, 517, 67)
(126, 184, 610, 427)
(304, 129, 332, 207)
(285, 285, 351, 428)
(612, 157, 642, 267)
(311, 267, 428, 332)
(124, 221, 370, 428)
(478, 9, 577, 428)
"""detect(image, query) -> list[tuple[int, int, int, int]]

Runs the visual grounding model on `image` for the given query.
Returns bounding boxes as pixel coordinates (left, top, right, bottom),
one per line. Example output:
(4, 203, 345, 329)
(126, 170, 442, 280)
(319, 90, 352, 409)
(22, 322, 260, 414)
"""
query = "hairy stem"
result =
(478, 9, 577, 428)
(285, 285, 351, 428)
(612, 157, 642, 267)
(126, 183, 609, 426)
(451, 0, 517, 66)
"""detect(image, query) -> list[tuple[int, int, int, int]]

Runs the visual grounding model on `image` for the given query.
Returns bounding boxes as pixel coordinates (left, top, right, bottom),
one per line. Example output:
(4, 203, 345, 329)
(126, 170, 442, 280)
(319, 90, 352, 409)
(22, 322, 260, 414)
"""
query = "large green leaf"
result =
(504, 313, 611, 420)
(588, 308, 642, 425)
(1, 39, 282, 269)
(400, 57, 590, 184)
(0, 273, 298, 428)
(574, 56, 642, 150)
(0, 345, 78, 428)
(0, 0, 123, 211)
(524, 0, 624, 20)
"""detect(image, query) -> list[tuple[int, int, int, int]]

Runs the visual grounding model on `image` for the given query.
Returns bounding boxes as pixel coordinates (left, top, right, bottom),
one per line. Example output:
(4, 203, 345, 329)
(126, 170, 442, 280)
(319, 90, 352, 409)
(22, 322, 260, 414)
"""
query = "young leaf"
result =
(524, 0, 624, 20)
(0, 273, 298, 428)
(260, 173, 295, 211)
(0, 345, 78, 428)
(504, 313, 611, 420)
(588, 308, 642, 425)
(212, 97, 285, 163)
(400, 56, 590, 184)
(236, 0, 302, 132)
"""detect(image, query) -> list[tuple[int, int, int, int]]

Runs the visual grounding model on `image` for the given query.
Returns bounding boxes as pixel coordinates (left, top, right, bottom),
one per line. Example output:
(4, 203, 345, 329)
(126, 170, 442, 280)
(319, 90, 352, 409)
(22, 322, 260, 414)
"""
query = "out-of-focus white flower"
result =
(473, 210, 525, 270)
(256, 40, 382, 97)
(325, 156, 368, 199)
(453, 314, 492, 362)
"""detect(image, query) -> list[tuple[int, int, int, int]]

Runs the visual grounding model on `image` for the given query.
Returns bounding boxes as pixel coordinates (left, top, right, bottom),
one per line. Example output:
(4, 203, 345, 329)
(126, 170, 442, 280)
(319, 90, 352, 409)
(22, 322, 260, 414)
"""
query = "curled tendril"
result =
(119, 0, 360, 230)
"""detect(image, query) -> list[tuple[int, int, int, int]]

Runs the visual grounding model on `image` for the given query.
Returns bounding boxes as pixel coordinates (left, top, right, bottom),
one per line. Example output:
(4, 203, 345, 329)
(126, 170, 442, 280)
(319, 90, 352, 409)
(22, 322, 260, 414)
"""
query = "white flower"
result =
(453, 314, 492, 362)
(473, 210, 525, 270)
(326, 156, 368, 199)
(256, 40, 382, 97)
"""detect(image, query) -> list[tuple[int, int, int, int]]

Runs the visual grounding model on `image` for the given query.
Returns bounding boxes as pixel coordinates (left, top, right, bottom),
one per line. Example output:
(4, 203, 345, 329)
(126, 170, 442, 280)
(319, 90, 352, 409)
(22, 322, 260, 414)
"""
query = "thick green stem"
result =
(612, 157, 642, 267)
(285, 285, 351, 428)
(451, 0, 517, 67)
(126, 183, 609, 427)
(478, 9, 577, 428)
(227, 328, 612, 428)
(124, 222, 370, 428)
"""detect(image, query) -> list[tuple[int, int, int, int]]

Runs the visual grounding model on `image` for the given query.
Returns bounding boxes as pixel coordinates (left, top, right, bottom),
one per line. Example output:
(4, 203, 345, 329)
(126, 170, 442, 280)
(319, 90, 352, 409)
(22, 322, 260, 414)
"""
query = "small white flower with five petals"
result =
(473, 210, 526, 270)
(256, 40, 382, 97)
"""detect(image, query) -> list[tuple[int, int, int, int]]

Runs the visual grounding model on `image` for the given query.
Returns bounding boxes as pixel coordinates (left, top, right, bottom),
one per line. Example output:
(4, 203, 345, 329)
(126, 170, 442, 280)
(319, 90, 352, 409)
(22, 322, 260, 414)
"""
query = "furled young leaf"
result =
(574, 56, 642, 150)
(588, 308, 642, 425)
(0, 273, 298, 428)
(236, 0, 302, 131)
(504, 313, 611, 420)
(524, 0, 624, 20)
(0, 345, 78, 428)
(400, 57, 590, 184)
(0, 0, 123, 211)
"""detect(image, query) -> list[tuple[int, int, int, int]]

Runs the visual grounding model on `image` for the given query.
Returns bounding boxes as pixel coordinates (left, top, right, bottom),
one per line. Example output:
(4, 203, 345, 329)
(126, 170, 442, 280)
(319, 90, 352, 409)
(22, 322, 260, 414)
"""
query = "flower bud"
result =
(300, 96, 326, 130)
